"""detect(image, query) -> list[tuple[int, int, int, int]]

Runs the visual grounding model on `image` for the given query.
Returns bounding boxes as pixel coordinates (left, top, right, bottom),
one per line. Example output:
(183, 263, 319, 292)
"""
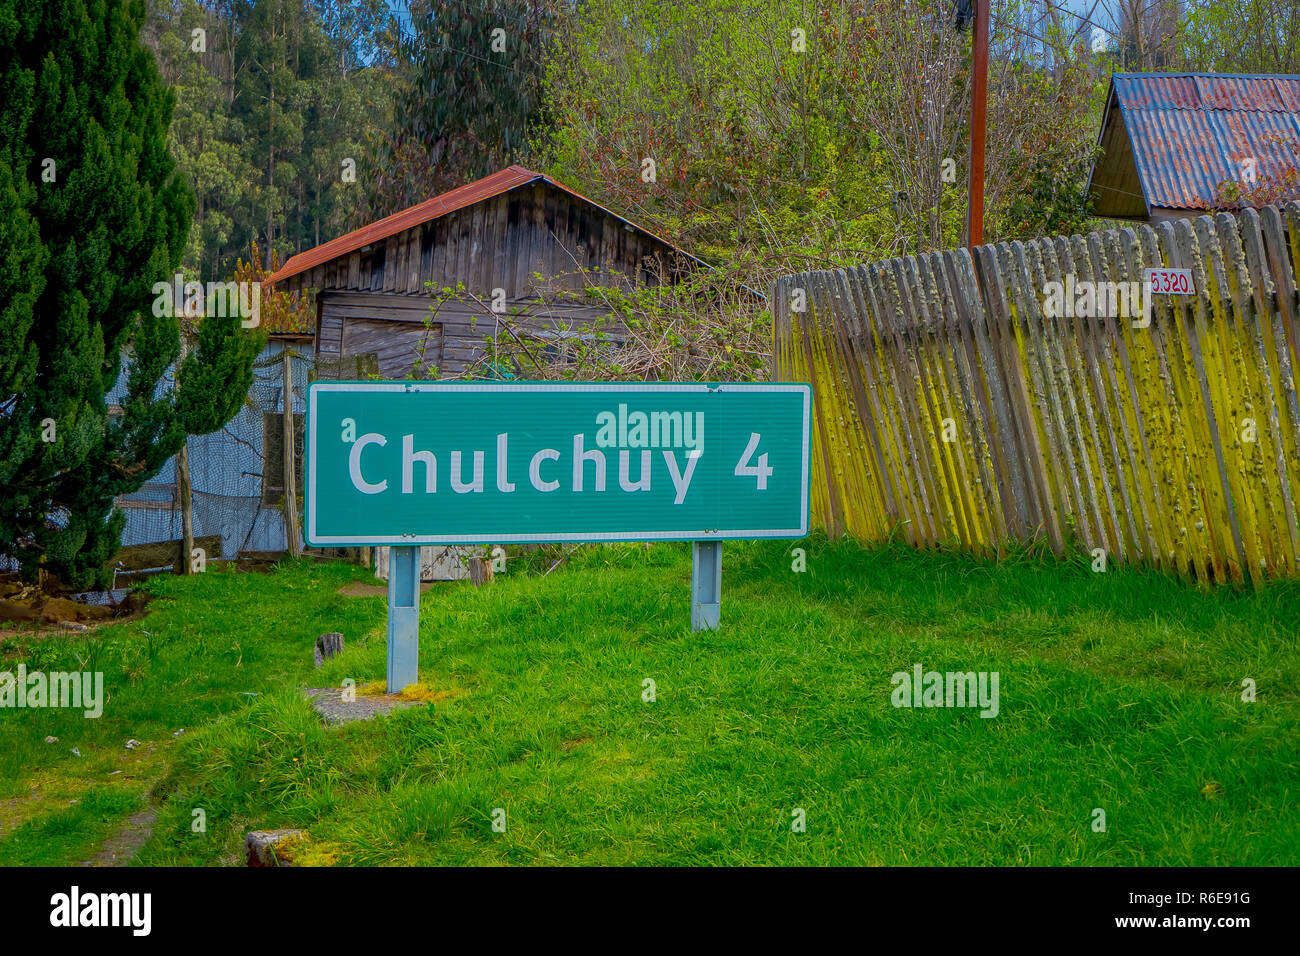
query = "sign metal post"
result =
(307, 382, 810, 690)
(386, 544, 421, 693)
(691, 541, 722, 631)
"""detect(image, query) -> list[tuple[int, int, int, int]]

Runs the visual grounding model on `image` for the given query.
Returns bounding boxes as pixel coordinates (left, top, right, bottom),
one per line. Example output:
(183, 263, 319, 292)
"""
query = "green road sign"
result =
(305, 382, 811, 546)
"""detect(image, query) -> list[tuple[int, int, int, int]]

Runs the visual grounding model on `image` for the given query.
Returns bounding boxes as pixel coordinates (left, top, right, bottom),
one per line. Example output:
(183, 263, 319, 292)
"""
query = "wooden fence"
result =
(773, 204, 1300, 586)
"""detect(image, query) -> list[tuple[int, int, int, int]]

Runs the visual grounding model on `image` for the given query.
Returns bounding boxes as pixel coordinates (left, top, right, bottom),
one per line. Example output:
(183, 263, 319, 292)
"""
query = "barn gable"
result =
(1088, 73, 1300, 223)
(267, 168, 706, 379)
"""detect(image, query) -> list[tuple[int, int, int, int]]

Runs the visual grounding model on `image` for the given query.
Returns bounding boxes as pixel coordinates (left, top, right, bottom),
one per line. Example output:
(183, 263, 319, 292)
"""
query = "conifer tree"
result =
(370, 0, 559, 215)
(0, 0, 260, 589)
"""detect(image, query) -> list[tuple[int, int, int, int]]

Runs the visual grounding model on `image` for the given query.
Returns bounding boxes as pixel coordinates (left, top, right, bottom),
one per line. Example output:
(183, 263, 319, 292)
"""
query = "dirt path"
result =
(78, 806, 159, 866)
(68, 742, 168, 867)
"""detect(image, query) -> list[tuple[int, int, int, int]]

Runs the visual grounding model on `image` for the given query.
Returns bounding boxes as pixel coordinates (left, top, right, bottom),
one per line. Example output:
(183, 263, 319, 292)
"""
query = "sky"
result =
(1047, 0, 1130, 37)
(381, 1, 1134, 52)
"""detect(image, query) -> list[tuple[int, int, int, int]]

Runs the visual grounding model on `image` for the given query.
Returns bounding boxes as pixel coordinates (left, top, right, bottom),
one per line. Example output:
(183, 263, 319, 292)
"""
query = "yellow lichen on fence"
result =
(773, 203, 1300, 586)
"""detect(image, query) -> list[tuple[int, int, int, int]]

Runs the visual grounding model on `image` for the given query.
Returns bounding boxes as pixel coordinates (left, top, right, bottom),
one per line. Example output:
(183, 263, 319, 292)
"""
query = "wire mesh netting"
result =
(6, 342, 473, 580)
(106, 340, 376, 565)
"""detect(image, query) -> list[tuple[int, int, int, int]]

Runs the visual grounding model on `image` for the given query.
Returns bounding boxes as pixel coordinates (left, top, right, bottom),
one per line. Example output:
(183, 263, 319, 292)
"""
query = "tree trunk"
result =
(177, 335, 194, 575)
(266, 69, 275, 270)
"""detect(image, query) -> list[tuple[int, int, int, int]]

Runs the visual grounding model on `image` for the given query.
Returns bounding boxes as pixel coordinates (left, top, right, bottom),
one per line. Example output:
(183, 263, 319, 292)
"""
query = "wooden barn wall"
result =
(1090, 104, 1147, 220)
(318, 290, 621, 378)
(775, 203, 1300, 587)
(340, 317, 443, 380)
(285, 182, 686, 300)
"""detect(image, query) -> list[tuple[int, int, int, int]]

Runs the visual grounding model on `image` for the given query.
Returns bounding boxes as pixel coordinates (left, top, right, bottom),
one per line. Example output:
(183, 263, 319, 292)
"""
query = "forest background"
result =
(149, 0, 1300, 292)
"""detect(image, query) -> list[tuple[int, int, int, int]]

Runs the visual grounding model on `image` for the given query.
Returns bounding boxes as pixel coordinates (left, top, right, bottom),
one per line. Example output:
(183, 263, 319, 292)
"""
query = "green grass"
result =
(0, 559, 381, 864)
(2, 537, 1297, 865)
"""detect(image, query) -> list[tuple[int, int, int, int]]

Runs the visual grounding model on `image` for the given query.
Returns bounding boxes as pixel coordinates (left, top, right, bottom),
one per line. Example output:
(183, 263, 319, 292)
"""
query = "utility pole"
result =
(967, 0, 990, 248)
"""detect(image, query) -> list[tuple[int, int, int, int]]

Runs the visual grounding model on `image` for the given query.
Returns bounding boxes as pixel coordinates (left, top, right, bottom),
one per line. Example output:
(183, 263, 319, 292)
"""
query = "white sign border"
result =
(306, 381, 812, 546)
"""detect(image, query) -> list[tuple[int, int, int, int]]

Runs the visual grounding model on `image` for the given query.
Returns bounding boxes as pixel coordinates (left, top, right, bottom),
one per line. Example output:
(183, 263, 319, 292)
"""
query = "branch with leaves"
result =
(422, 265, 771, 384)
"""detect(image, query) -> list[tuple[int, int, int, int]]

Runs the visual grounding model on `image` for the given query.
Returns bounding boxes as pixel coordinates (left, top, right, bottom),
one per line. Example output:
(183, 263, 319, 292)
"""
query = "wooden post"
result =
(282, 346, 300, 557)
(966, 0, 989, 248)
(468, 555, 494, 586)
(314, 632, 345, 668)
(177, 333, 194, 575)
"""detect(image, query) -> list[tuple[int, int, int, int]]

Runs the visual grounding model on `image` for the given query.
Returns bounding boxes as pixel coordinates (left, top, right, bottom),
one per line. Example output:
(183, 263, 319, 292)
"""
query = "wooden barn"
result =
(1088, 73, 1300, 223)
(267, 165, 710, 379)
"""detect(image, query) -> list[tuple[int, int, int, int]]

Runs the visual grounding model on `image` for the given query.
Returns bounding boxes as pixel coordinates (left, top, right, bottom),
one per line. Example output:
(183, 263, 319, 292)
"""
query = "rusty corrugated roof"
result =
(266, 165, 707, 285)
(1089, 73, 1300, 216)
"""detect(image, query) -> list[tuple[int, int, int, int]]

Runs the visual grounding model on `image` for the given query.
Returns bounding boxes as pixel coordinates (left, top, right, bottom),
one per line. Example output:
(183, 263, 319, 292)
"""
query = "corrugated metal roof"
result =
(266, 165, 706, 285)
(1096, 73, 1300, 213)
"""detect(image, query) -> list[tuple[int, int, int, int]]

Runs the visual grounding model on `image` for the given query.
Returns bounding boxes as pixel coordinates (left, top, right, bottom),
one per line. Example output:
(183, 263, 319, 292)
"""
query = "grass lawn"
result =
(1, 536, 1296, 866)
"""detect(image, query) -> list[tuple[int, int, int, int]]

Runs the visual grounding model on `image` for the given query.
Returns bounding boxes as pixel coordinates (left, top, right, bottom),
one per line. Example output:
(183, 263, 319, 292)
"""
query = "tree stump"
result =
(313, 632, 345, 668)
(467, 556, 493, 587)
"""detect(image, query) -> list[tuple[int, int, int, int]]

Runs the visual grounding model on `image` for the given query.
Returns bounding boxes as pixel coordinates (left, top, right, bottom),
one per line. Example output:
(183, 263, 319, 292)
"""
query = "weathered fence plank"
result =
(775, 204, 1300, 585)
